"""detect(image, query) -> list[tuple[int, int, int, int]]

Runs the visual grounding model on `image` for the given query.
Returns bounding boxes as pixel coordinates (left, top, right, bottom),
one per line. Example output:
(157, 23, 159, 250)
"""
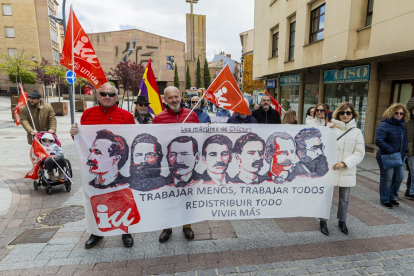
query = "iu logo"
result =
(91, 189, 141, 233)
(73, 36, 98, 64)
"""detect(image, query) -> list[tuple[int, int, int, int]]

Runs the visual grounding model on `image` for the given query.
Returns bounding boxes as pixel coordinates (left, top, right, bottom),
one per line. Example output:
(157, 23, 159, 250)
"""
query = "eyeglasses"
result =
(338, 111, 352, 116)
(394, 112, 404, 116)
(191, 101, 198, 104)
(138, 103, 149, 107)
(99, 92, 116, 97)
(316, 109, 325, 113)
(307, 144, 325, 152)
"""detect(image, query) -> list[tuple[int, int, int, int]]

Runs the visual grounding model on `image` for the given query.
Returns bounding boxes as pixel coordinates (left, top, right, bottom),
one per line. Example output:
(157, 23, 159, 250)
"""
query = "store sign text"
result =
(280, 74, 300, 86)
(324, 65, 370, 83)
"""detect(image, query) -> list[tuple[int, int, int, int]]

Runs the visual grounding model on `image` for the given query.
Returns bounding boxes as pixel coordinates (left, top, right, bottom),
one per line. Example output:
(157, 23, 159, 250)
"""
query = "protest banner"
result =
(74, 124, 336, 236)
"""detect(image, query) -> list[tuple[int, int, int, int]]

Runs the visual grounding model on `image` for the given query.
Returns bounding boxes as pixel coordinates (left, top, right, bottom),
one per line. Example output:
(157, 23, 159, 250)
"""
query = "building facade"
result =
(254, 0, 414, 145)
(211, 52, 241, 85)
(88, 29, 186, 95)
(0, 0, 61, 94)
(240, 29, 265, 94)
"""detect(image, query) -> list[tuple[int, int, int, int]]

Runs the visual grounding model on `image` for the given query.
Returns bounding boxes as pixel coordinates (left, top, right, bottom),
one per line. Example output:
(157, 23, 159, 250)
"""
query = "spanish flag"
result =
(138, 59, 164, 115)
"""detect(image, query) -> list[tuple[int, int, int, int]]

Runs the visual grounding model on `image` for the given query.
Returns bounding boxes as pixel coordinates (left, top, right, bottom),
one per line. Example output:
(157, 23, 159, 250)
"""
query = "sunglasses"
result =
(99, 92, 116, 97)
(394, 112, 404, 116)
(191, 101, 198, 104)
(316, 109, 325, 113)
(338, 111, 352, 116)
(138, 103, 149, 107)
(307, 144, 325, 152)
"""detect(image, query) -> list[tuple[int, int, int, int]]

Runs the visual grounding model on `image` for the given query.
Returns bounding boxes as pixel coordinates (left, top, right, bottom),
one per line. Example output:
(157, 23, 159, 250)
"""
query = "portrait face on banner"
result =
(87, 129, 129, 189)
(202, 135, 232, 177)
(167, 139, 199, 178)
(233, 133, 265, 174)
(130, 133, 163, 179)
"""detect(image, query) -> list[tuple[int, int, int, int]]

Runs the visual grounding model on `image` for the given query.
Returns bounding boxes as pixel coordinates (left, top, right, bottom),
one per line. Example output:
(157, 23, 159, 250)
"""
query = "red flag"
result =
(204, 64, 251, 115)
(14, 84, 28, 126)
(25, 138, 51, 179)
(265, 91, 282, 116)
(60, 7, 107, 89)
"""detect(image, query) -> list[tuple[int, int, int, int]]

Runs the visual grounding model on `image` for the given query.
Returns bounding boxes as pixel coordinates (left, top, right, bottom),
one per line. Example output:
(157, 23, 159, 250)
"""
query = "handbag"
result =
(380, 129, 404, 169)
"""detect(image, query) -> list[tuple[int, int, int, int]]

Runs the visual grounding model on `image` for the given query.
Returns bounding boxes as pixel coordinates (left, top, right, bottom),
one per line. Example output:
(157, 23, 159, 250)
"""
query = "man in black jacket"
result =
(252, 94, 281, 124)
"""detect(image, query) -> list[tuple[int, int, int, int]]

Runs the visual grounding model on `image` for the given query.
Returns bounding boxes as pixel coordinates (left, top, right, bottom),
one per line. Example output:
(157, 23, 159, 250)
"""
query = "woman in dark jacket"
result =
(375, 103, 409, 209)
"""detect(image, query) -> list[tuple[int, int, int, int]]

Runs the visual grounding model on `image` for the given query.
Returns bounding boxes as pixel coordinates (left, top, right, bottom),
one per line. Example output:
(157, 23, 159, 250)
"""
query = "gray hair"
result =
(164, 86, 179, 95)
(98, 82, 118, 94)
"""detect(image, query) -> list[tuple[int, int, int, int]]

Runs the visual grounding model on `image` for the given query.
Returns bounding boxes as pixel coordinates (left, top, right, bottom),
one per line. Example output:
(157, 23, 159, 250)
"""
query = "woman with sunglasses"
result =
(305, 103, 329, 126)
(319, 102, 365, 235)
(375, 103, 409, 209)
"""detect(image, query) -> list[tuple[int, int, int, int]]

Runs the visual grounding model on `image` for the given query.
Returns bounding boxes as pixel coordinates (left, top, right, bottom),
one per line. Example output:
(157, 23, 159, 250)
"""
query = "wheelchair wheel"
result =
(33, 181, 38, 190)
(65, 184, 71, 192)
(64, 159, 72, 178)
(46, 186, 52, 195)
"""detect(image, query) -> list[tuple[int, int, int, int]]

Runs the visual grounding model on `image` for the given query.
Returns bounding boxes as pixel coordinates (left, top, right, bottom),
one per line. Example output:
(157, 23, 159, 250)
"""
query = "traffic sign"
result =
(66, 71, 77, 84)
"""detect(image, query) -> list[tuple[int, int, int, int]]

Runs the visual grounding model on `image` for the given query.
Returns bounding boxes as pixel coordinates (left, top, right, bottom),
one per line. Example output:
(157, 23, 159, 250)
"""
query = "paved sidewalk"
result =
(1, 96, 414, 275)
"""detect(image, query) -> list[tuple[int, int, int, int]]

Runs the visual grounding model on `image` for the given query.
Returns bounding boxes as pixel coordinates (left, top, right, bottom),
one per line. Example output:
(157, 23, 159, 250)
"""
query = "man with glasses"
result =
(294, 127, 329, 178)
(133, 95, 153, 124)
(69, 82, 135, 249)
(191, 96, 211, 123)
(252, 94, 281, 124)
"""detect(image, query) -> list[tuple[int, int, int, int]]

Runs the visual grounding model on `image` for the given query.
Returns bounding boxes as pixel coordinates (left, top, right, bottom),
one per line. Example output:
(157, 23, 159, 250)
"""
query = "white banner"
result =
(74, 124, 336, 236)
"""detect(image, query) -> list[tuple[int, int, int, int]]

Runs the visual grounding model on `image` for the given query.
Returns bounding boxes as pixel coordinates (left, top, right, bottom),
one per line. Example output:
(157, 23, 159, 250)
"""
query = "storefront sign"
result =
(267, 79, 276, 88)
(324, 65, 370, 83)
(280, 74, 300, 86)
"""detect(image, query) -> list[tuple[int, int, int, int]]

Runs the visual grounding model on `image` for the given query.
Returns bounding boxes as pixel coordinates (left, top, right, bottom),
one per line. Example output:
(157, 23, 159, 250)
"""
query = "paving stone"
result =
(313, 258, 332, 266)
(365, 266, 384, 274)
(197, 269, 218, 276)
(380, 258, 400, 267)
(35, 250, 71, 260)
(379, 251, 399, 258)
(396, 256, 414, 264)
(295, 260, 316, 267)
(383, 265, 404, 272)
(343, 262, 362, 269)
(0, 259, 49, 271)
(252, 271, 288, 276)
(218, 266, 238, 274)
(306, 265, 327, 274)
(47, 257, 83, 266)
(402, 263, 414, 271)
(355, 268, 368, 275)
(360, 261, 382, 267)
(347, 255, 367, 262)
(257, 263, 275, 270)
(239, 265, 257, 272)
(395, 249, 413, 256)
(362, 252, 383, 260)
(336, 270, 359, 276)
(175, 272, 196, 276)
(288, 267, 309, 275)
(324, 263, 344, 272)
(275, 261, 297, 268)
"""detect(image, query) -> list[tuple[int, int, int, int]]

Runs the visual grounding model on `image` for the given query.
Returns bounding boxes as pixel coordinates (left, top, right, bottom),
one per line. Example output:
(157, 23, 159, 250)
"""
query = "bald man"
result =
(152, 86, 199, 242)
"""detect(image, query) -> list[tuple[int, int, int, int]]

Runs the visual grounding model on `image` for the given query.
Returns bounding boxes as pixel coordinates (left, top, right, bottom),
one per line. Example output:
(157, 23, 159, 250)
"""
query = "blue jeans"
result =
(406, 156, 414, 195)
(377, 153, 405, 203)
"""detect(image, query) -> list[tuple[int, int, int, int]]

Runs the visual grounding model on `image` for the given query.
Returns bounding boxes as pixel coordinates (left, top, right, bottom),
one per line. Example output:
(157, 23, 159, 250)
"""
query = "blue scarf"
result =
(393, 117, 405, 125)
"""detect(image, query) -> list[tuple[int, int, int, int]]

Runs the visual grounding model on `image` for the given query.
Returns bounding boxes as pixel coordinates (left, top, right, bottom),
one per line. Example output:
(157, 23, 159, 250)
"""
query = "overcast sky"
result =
(56, 0, 254, 62)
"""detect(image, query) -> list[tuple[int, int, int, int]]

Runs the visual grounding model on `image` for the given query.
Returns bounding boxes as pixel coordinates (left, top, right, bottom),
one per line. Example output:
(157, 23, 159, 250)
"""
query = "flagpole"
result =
(70, 6, 76, 125)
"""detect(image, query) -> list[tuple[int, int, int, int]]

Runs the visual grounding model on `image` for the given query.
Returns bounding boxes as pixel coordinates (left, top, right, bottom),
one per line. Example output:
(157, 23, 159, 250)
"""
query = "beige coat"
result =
(20, 102, 57, 144)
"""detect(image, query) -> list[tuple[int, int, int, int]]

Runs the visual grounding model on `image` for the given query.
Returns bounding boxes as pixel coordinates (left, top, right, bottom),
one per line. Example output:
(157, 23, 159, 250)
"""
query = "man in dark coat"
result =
(252, 94, 281, 124)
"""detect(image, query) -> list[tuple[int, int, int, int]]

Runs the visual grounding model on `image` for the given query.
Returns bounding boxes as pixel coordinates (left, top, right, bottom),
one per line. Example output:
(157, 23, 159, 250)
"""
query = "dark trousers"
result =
(44, 157, 64, 173)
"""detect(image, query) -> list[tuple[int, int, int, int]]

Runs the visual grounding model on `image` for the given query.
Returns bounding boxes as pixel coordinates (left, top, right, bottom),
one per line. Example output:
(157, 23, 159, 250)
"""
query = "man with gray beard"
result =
(133, 96, 153, 124)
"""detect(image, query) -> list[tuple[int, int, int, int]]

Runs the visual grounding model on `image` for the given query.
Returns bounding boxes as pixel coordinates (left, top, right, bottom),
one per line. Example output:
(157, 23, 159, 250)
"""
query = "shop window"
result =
(272, 32, 279, 57)
(303, 84, 319, 122)
(391, 81, 414, 105)
(288, 21, 296, 61)
(310, 4, 325, 43)
(2, 4, 11, 16)
(366, 0, 374, 27)
(5, 26, 14, 38)
(281, 85, 299, 115)
(324, 82, 369, 133)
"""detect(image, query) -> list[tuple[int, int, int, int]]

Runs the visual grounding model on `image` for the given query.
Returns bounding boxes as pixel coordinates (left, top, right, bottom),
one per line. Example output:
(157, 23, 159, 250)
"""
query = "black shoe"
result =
(338, 221, 348, 235)
(404, 194, 414, 201)
(390, 200, 400, 207)
(380, 202, 393, 209)
(85, 234, 103, 249)
(159, 229, 172, 243)
(320, 221, 329, 236)
(183, 227, 194, 240)
(122, 234, 134, 248)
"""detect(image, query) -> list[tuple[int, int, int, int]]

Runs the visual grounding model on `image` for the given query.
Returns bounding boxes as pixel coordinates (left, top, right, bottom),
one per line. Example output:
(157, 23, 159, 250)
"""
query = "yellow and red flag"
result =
(14, 84, 28, 126)
(25, 138, 51, 179)
(204, 64, 251, 115)
(138, 59, 164, 115)
(60, 7, 107, 89)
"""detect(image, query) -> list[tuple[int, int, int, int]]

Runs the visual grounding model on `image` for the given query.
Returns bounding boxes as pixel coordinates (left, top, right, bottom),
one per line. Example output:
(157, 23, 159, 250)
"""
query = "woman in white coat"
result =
(306, 103, 329, 126)
(320, 102, 365, 235)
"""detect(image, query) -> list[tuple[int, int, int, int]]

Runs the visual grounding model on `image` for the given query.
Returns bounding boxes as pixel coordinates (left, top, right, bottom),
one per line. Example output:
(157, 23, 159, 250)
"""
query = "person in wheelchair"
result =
(40, 133, 65, 181)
